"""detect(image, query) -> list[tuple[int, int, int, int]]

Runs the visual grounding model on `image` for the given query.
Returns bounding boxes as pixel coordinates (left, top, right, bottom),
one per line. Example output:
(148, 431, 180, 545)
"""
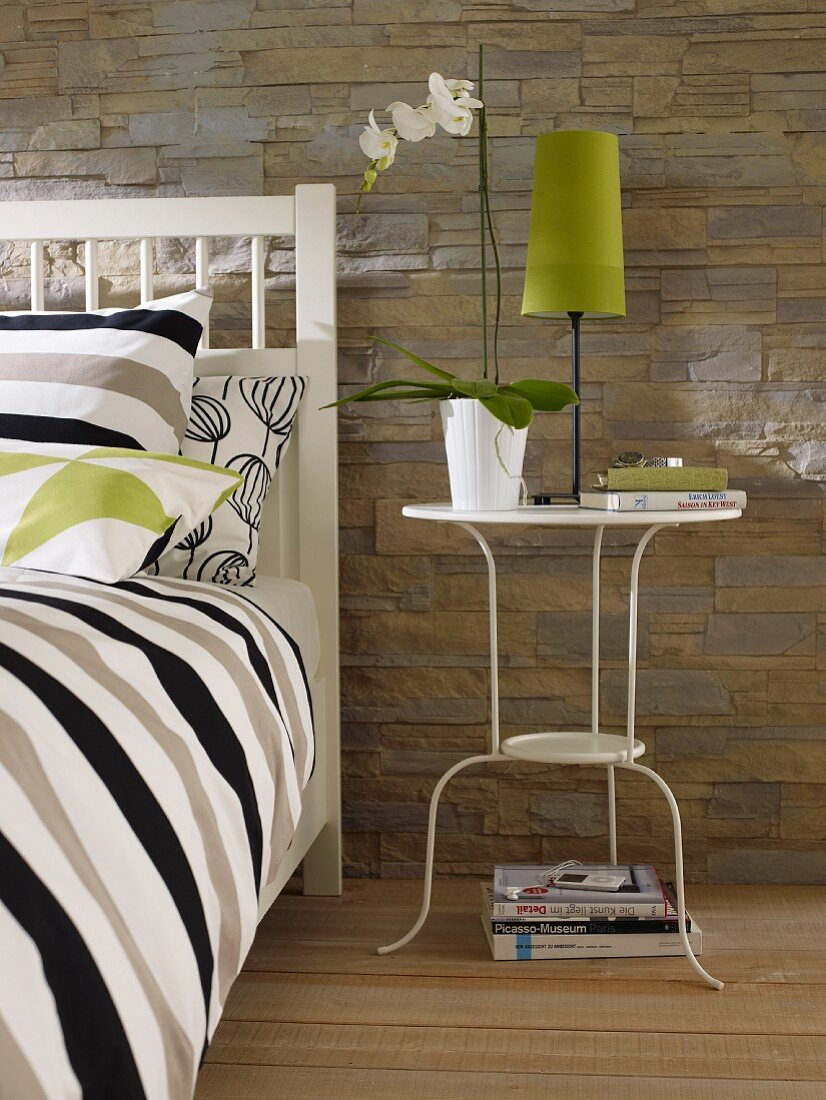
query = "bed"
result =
(0, 188, 341, 1099)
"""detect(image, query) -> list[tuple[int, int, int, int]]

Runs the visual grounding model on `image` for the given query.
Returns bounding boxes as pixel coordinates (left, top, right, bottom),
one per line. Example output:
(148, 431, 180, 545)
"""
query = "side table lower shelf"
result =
(502, 730, 645, 764)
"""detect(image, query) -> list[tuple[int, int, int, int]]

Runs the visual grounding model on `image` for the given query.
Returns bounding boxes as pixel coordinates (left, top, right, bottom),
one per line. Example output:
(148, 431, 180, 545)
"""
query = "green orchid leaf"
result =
(322, 379, 453, 409)
(345, 390, 454, 402)
(369, 336, 454, 381)
(451, 378, 499, 399)
(479, 393, 533, 429)
(3, 459, 175, 567)
(502, 379, 580, 411)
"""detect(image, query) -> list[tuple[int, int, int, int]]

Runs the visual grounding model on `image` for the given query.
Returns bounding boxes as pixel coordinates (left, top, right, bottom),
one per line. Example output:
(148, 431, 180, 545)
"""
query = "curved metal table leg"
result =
(377, 752, 508, 955)
(591, 524, 619, 863)
(625, 523, 676, 761)
(618, 759, 724, 990)
(379, 520, 507, 956)
(619, 521, 722, 988)
(607, 765, 617, 865)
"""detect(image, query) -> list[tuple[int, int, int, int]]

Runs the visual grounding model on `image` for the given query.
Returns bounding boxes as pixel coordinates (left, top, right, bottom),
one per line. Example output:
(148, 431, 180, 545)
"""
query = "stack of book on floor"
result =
(580, 465, 746, 513)
(482, 863, 702, 961)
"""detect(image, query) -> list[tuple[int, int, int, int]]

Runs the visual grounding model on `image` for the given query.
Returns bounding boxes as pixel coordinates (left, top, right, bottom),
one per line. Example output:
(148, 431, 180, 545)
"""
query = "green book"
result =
(604, 467, 728, 491)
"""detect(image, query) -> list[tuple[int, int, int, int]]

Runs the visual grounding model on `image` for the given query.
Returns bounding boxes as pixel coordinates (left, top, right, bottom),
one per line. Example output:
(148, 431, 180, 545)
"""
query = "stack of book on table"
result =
(580, 465, 746, 513)
(482, 863, 702, 961)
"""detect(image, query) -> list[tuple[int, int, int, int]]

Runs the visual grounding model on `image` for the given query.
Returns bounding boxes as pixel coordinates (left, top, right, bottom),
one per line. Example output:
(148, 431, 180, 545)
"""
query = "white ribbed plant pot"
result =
(440, 398, 528, 511)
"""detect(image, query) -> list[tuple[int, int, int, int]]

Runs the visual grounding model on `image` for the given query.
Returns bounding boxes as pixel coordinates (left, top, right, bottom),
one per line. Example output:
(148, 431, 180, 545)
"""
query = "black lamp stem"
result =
(569, 310, 583, 499)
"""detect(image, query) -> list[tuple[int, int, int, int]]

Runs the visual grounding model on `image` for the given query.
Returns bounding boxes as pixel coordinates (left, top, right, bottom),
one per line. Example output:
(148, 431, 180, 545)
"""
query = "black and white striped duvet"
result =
(0, 570, 314, 1100)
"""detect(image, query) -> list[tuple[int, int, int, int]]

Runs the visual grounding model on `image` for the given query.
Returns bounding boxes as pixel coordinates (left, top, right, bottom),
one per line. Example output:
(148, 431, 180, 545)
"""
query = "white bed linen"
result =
(231, 576, 320, 678)
(0, 570, 320, 679)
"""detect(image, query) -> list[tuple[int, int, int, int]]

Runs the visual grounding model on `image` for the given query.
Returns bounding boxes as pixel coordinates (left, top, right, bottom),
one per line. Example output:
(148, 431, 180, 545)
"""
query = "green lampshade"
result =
(522, 130, 626, 319)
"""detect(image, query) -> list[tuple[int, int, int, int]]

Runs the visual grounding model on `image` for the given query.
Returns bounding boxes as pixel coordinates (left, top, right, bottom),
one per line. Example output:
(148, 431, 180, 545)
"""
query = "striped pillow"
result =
(0, 288, 211, 453)
(0, 440, 240, 583)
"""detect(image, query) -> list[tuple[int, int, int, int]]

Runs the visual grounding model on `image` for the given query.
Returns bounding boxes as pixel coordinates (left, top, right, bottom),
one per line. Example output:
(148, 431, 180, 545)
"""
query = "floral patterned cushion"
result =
(149, 374, 305, 585)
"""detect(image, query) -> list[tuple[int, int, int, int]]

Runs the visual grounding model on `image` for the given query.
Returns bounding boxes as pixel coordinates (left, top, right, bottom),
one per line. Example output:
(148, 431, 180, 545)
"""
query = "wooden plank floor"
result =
(197, 879, 826, 1099)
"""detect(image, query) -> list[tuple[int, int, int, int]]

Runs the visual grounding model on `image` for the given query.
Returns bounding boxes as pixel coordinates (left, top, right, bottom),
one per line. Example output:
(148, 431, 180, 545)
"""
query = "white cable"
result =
(504, 860, 585, 900)
(537, 859, 583, 886)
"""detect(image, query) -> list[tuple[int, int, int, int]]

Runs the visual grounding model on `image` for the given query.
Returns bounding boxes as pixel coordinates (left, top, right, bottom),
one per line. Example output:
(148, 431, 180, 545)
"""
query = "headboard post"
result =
(294, 183, 341, 894)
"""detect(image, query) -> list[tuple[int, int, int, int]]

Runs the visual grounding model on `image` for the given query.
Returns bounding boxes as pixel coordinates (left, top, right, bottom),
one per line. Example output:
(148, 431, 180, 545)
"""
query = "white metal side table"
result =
(377, 502, 743, 990)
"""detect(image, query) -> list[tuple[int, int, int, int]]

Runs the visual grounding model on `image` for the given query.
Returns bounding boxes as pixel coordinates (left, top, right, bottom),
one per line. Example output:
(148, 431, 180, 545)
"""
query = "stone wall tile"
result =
(705, 612, 816, 656)
(153, 0, 256, 34)
(708, 781, 781, 819)
(251, 5, 351, 32)
(521, 78, 581, 116)
(777, 298, 826, 323)
(0, 7, 24, 43)
(685, 37, 826, 76)
(0, 42, 59, 100)
(539, 611, 650, 663)
(89, 5, 153, 40)
(709, 848, 826, 884)
(709, 204, 821, 240)
(530, 792, 608, 837)
(584, 34, 688, 76)
(767, 348, 825, 381)
(58, 39, 138, 93)
(602, 668, 733, 716)
(353, 0, 461, 23)
(15, 146, 156, 183)
(660, 266, 776, 332)
(0, 102, 100, 151)
(27, 2, 88, 40)
(27, 117, 100, 151)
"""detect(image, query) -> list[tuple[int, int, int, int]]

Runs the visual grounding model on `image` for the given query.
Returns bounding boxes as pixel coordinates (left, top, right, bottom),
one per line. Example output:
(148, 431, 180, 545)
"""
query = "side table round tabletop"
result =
(378, 501, 742, 991)
(402, 501, 741, 527)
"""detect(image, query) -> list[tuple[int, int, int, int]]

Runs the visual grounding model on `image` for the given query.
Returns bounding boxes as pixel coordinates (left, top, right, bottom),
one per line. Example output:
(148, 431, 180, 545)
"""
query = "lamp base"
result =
(534, 313, 583, 502)
(569, 310, 582, 500)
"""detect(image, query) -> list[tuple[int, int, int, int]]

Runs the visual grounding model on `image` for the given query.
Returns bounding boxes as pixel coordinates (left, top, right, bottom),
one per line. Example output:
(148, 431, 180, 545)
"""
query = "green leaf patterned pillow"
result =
(0, 441, 241, 583)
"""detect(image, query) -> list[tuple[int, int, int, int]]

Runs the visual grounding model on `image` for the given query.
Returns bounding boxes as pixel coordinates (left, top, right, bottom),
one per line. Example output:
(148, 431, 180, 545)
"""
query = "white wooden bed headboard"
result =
(0, 184, 342, 899)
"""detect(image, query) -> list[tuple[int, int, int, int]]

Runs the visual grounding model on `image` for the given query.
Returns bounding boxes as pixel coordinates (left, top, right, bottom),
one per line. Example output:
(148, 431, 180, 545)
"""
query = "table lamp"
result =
(522, 130, 626, 499)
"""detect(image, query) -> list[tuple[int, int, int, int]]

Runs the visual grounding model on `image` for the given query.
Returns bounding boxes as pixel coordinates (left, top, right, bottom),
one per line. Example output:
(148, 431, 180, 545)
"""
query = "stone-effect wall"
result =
(1, 2, 825, 883)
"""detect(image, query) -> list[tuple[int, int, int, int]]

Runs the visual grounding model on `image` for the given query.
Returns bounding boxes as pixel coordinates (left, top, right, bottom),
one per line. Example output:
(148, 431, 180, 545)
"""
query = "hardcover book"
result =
(603, 467, 728, 492)
(580, 489, 746, 513)
(481, 885, 686, 933)
(492, 863, 675, 919)
(481, 916, 702, 961)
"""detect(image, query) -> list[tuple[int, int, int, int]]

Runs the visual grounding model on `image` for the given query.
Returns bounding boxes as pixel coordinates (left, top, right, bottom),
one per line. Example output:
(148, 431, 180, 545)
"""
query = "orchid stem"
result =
(478, 45, 500, 386)
(478, 44, 488, 382)
(482, 117, 501, 387)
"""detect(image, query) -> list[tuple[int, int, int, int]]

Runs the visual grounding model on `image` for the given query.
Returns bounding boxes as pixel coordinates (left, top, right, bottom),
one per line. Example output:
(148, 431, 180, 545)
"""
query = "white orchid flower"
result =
(386, 100, 436, 142)
(445, 78, 476, 99)
(358, 109, 399, 168)
(427, 91, 481, 136)
(427, 72, 483, 135)
(428, 72, 483, 107)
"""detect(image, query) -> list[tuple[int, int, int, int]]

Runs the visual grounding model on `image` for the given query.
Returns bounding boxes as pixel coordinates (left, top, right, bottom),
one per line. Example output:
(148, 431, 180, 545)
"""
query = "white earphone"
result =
(504, 860, 583, 900)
